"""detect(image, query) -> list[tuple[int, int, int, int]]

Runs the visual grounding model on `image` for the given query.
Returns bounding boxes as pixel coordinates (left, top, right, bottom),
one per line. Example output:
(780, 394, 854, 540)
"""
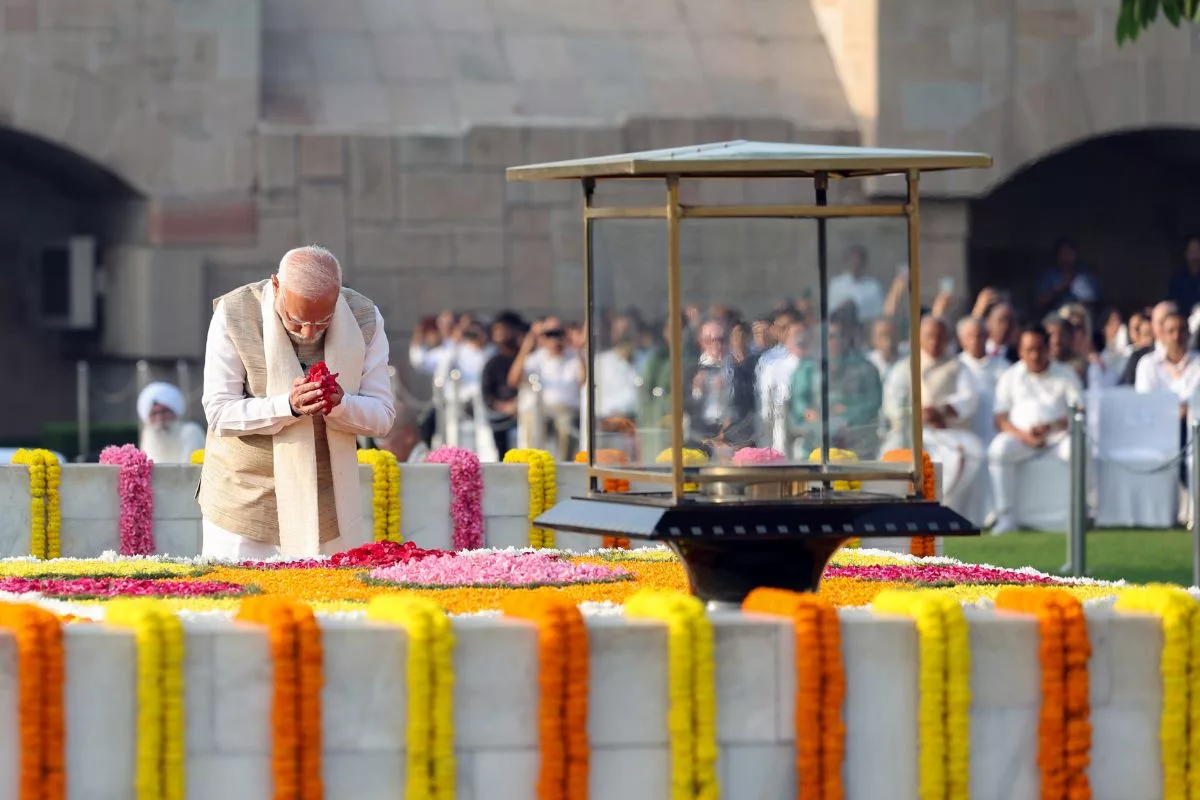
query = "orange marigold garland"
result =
(743, 589, 845, 800)
(236, 597, 324, 800)
(576, 450, 631, 549)
(503, 593, 590, 800)
(882, 449, 937, 557)
(0, 602, 65, 800)
(994, 588, 1092, 800)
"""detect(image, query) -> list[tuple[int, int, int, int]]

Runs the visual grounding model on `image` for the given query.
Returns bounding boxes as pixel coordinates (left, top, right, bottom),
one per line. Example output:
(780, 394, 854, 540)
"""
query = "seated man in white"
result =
(881, 315, 984, 517)
(956, 315, 1010, 448)
(988, 325, 1083, 534)
(1134, 309, 1200, 492)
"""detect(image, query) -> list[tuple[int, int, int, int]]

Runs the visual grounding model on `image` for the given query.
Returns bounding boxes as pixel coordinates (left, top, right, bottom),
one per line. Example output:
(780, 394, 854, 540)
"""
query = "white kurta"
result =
(200, 300, 394, 559)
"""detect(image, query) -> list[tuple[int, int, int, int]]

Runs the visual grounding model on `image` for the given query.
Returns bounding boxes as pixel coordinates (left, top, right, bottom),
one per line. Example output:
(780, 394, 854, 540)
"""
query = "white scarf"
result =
(261, 281, 366, 556)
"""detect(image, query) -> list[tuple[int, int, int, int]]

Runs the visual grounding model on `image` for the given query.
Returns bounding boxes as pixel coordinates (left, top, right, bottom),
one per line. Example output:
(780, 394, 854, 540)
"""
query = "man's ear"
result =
(271, 274, 280, 292)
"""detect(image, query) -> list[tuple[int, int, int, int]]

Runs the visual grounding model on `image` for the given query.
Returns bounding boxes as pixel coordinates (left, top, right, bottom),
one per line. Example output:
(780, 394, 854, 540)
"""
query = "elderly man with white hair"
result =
(137, 382, 207, 463)
(198, 245, 396, 559)
(882, 315, 984, 518)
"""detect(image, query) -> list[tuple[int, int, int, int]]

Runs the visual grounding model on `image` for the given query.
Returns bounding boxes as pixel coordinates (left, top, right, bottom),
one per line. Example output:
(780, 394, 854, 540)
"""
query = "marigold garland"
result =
(654, 448, 709, 493)
(1114, 585, 1200, 800)
(105, 599, 186, 800)
(503, 592, 590, 800)
(807, 448, 862, 492)
(995, 588, 1092, 800)
(625, 589, 719, 800)
(872, 590, 970, 800)
(576, 450, 631, 549)
(11, 449, 62, 560)
(366, 595, 456, 800)
(356, 449, 403, 543)
(505, 449, 558, 548)
(236, 596, 324, 800)
(0, 602, 65, 800)
(743, 589, 845, 800)
(189, 450, 205, 465)
(100, 445, 157, 556)
(881, 449, 938, 557)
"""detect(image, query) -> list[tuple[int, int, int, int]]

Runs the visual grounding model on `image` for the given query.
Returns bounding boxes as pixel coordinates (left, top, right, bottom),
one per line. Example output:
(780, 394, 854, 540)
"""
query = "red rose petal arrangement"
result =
(305, 361, 341, 413)
(237, 540, 449, 571)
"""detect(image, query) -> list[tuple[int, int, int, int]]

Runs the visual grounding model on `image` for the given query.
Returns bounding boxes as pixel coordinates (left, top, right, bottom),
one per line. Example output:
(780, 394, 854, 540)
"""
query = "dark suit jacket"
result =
(1119, 345, 1152, 386)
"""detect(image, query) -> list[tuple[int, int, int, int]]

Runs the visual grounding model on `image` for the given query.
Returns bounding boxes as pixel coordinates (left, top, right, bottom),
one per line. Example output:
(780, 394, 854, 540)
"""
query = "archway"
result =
(967, 128, 1200, 317)
(0, 126, 141, 442)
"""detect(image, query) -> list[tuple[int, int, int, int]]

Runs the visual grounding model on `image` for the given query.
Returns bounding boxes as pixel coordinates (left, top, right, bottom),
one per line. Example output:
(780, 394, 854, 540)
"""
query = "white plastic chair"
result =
(1094, 388, 1181, 528)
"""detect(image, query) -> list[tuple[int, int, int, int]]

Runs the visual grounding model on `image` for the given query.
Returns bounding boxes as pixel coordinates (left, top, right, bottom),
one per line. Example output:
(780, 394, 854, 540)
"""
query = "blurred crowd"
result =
(400, 236, 1200, 530)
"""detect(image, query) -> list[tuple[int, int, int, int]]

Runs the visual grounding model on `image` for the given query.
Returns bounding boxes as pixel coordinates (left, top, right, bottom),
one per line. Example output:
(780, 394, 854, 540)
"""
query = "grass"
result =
(943, 529, 1198, 586)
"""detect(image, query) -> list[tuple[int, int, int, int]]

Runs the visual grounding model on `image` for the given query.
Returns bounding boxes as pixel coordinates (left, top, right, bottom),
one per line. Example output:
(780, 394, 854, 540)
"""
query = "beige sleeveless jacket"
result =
(197, 281, 376, 545)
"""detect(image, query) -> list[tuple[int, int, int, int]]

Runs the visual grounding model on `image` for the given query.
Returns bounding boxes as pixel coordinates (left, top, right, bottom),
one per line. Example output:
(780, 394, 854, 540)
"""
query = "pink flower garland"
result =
(367, 551, 631, 588)
(731, 447, 787, 465)
(426, 445, 485, 550)
(99, 444, 155, 556)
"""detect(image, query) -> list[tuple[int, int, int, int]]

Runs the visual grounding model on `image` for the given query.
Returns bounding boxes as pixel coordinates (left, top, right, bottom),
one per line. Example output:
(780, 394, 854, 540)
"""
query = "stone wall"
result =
(0, 461, 931, 559)
(0, 604, 1166, 799)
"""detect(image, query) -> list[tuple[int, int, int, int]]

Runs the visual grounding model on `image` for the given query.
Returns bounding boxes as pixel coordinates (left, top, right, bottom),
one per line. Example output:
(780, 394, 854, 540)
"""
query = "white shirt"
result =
(755, 347, 800, 411)
(202, 301, 395, 438)
(827, 272, 884, 320)
(524, 348, 583, 408)
(958, 352, 1009, 392)
(594, 349, 641, 418)
(1134, 349, 1200, 402)
(409, 342, 447, 375)
(434, 341, 489, 397)
(959, 353, 1009, 444)
(994, 361, 1082, 433)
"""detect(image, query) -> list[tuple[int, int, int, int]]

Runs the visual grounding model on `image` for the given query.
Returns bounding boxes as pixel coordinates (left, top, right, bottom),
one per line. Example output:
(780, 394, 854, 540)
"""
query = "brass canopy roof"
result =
(506, 140, 993, 181)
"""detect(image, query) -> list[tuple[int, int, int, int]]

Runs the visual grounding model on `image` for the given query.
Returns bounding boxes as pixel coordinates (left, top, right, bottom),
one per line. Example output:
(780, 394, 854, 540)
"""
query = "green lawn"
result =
(942, 530, 1199, 586)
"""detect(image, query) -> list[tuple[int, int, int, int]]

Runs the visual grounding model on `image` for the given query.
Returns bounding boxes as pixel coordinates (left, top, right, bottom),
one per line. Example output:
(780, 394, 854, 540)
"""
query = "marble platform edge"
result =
(0, 605, 1166, 800)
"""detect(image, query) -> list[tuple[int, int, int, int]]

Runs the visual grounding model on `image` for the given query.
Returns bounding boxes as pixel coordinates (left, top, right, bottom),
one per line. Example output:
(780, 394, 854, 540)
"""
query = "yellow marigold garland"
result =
(1114, 585, 1200, 800)
(11, 449, 62, 560)
(743, 589, 845, 800)
(0, 601, 65, 800)
(356, 449, 403, 543)
(367, 595, 456, 800)
(625, 589, 719, 800)
(655, 448, 709, 493)
(995, 588, 1092, 800)
(872, 590, 971, 800)
(189, 450, 205, 465)
(105, 599, 186, 800)
(504, 449, 558, 548)
(807, 448, 861, 492)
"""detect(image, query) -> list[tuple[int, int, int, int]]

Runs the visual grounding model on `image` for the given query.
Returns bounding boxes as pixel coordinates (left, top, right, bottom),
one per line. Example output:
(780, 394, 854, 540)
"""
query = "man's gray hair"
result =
(278, 245, 343, 299)
(956, 315, 984, 338)
(920, 313, 948, 333)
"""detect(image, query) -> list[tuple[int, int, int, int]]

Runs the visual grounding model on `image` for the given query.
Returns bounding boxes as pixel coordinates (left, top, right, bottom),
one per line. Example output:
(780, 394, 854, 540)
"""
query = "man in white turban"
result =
(137, 382, 207, 463)
(198, 245, 396, 559)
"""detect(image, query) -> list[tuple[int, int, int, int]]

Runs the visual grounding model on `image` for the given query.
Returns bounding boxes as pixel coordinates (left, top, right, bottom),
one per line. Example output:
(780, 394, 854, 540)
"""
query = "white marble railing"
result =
(0, 605, 1157, 800)
(0, 463, 940, 558)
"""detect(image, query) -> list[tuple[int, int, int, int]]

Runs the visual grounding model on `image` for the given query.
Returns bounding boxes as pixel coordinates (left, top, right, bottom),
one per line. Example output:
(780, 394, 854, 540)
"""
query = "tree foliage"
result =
(1117, 0, 1200, 44)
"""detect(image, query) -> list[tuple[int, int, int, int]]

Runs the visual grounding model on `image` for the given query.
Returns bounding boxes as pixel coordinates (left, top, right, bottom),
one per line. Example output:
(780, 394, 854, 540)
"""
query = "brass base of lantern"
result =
(536, 493, 979, 604)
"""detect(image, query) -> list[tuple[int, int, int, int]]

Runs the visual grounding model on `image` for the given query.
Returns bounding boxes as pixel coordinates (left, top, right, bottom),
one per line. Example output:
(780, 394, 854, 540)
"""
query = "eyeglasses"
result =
(281, 310, 334, 330)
